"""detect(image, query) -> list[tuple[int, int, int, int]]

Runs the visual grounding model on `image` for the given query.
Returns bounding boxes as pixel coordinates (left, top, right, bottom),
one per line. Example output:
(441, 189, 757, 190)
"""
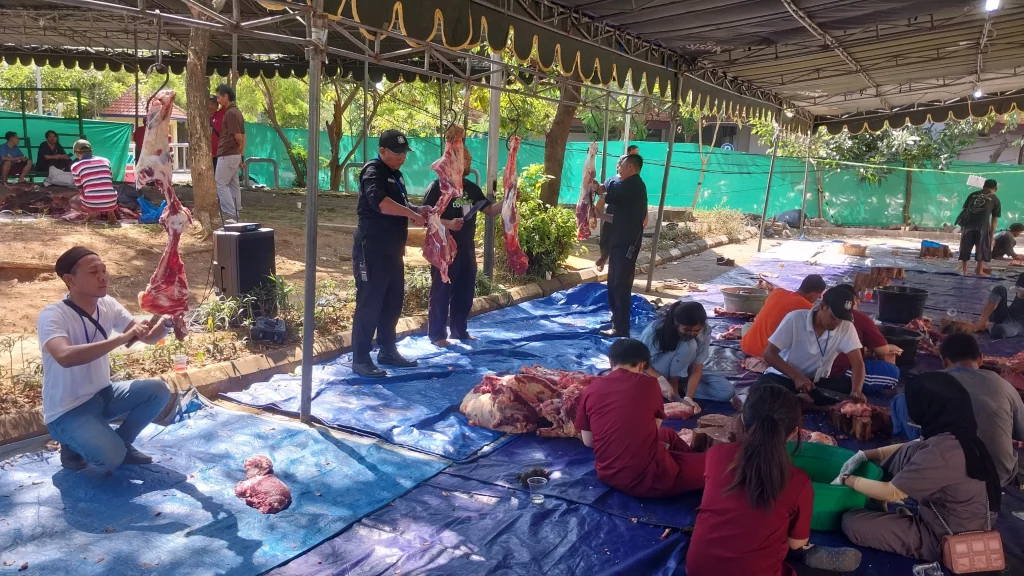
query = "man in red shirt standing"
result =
(574, 338, 705, 498)
(209, 95, 225, 171)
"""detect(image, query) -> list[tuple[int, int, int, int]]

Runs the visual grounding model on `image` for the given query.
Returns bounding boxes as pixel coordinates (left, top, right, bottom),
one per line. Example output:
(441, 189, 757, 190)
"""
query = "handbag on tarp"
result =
(929, 500, 1004, 574)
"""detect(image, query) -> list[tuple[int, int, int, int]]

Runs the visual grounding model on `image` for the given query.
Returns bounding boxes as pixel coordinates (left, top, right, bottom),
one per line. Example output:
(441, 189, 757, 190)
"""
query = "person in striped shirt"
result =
(70, 139, 119, 224)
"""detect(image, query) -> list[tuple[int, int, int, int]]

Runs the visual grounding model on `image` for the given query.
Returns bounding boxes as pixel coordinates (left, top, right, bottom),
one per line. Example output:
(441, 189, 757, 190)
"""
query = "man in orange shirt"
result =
(740, 274, 826, 358)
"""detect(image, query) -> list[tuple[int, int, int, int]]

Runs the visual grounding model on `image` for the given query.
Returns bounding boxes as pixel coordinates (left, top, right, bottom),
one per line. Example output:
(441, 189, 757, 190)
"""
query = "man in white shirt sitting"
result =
(758, 286, 867, 405)
(40, 247, 172, 472)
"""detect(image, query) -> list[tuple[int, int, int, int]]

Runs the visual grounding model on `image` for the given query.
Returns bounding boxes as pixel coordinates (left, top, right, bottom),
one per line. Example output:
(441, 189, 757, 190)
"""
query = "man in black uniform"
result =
(423, 147, 504, 345)
(351, 130, 427, 377)
(596, 154, 648, 338)
(595, 145, 640, 271)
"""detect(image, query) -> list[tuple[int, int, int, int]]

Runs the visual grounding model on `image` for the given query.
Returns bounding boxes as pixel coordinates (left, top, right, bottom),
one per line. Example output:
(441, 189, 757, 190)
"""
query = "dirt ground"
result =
(0, 187, 362, 336)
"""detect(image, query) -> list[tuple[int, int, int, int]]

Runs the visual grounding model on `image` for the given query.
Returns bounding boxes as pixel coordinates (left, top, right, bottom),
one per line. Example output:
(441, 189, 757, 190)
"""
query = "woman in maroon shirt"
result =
(687, 384, 862, 575)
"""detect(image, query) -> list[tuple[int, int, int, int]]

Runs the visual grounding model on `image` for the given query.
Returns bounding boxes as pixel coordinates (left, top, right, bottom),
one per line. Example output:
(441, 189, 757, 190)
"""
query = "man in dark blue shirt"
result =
(351, 130, 427, 377)
(422, 146, 504, 345)
(596, 154, 648, 337)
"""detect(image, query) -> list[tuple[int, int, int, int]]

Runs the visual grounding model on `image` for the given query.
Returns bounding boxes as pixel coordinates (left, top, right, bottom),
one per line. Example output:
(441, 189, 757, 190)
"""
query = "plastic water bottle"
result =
(912, 562, 942, 576)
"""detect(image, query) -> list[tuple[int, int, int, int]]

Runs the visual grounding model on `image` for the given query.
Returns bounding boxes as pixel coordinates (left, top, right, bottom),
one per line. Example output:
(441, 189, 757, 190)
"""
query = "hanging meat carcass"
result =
(575, 142, 600, 240)
(423, 125, 466, 283)
(136, 90, 191, 340)
(501, 136, 529, 275)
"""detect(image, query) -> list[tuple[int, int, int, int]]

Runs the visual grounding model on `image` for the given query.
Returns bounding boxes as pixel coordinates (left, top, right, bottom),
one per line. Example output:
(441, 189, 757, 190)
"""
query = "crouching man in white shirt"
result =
(40, 246, 172, 472)
(758, 285, 868, 406)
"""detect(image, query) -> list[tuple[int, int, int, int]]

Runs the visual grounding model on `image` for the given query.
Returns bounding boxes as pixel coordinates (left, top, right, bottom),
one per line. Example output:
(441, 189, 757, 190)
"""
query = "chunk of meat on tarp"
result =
(234, 455, 291, 514)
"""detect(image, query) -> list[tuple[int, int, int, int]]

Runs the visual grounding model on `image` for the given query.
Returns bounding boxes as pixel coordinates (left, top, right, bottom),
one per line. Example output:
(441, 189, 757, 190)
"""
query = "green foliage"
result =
(750, 113, 1002, 184)
(480, 163, 577, 278)
(475, 272, 509, 298)
(190, 294, 256, 332)
(403, 266, 433, 315)
(232, 75, 310, 128)
(291, 143, 308, 187)
(0, 334, 42, 391)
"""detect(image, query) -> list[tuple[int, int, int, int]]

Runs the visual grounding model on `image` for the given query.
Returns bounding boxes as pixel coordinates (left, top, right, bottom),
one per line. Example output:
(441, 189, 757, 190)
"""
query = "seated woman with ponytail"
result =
(688, 384, 861, 576)
(639, 301, 736, 405)
(838, 372, 1001, 562)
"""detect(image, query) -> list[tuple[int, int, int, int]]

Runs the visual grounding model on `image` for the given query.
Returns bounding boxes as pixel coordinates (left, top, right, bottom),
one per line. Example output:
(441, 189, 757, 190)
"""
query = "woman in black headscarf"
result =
(835, 371, 1000, 561)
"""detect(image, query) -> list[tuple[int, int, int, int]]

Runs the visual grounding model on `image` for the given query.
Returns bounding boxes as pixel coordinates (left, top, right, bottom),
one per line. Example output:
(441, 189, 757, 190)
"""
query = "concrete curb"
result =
(0, 227, 757, 445)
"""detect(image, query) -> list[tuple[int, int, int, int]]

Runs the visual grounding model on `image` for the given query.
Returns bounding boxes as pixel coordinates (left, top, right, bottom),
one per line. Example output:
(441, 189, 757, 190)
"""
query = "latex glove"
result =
(831, 451, 868, 485)
(682, 396, 702, 416)
(658, 376, 682, 402)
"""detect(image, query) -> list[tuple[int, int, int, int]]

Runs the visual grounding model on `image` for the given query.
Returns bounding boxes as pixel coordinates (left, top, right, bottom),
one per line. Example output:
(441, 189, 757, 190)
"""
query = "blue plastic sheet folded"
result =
(266, 475, 689, 576)
(224, 283, 657, 461)
(0, 402, 445, 576)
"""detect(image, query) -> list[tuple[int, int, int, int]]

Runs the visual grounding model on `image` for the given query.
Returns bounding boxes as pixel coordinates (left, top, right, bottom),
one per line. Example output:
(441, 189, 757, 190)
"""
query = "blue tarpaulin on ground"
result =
(223, 284, 657, 461)
(0, 401, 446, 576)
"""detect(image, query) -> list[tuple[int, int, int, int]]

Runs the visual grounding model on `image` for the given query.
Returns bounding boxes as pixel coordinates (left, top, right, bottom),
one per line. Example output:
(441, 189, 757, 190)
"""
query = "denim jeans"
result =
(46, 379, 171, 470)
(693, 370, 736, 402)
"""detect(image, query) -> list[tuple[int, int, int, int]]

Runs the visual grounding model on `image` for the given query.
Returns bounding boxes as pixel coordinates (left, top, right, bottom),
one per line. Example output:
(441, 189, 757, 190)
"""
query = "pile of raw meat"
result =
(903, 317, 942, 356)
(501, 136, 529, 275)
(575, 142, 600, 240)
(136, 90, 191, 340)
(424, 125, 466, 283)
(234, 455, 292, 514)
(460, 366, 594, 437)
(983, 351, 1024, 398)
(829, 401, 891, 442)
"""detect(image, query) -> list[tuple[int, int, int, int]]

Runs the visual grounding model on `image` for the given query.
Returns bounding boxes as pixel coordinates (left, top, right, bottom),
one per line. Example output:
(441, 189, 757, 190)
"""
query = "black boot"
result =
(377, 351, 418, 368)
(352, 361, 387, 378)
(60, 444, 87, 470)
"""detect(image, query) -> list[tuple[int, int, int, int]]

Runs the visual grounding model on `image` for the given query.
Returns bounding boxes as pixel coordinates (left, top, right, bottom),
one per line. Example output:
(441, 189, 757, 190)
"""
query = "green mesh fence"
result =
(240, 124, 1024, 228)
(0, 110, 133, 181)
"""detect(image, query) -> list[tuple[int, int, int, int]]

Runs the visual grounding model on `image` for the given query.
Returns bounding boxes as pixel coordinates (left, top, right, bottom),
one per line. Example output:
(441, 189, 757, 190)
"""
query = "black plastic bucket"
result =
(876, 286, 928, 324)
(879, 325, 923, 367)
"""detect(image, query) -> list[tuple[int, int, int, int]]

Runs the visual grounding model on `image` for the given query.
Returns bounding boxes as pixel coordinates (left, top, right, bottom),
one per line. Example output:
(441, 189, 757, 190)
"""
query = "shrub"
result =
(403, 266, 433, 315)
(478, 163, 577, 280)
(694, 205, 746, 238)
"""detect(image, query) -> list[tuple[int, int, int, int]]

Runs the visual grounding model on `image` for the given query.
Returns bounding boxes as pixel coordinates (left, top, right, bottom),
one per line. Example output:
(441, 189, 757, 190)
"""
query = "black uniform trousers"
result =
(599, 221, 613, 261)
(428, 243, 476, 342)
(351, 242, 405, 364)
(606, 235, 642, 336)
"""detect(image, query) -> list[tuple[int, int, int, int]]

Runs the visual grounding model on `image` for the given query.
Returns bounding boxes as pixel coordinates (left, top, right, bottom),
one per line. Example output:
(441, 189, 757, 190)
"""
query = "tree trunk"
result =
(332, 81, 402, 190)
(185, 13, 223, 234)
(691, 112, 722, 209)
(988, 136, 1010, 163)
(541, 83, 581, 206)
(326, 80, 359, 190)
(904, 166, 912, 225)
(257, 76, 303, 187)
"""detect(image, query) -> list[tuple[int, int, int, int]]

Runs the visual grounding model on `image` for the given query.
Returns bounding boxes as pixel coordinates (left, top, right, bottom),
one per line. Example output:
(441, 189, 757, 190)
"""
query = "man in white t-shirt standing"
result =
(758, 286, 867, 405)
(39, 247, 172, 472)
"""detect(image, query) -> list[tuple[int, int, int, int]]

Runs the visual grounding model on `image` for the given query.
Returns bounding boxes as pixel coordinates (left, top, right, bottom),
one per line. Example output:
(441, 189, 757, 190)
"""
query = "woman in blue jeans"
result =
(639, 301, 735, 406)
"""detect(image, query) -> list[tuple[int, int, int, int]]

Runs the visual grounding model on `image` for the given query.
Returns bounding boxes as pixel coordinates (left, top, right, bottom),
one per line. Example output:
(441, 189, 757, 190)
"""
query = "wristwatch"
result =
(838, 473, 852, 487)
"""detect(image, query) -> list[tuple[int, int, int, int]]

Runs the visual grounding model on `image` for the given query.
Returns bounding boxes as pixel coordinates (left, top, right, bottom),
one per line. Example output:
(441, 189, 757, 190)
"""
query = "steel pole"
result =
(599, 93, 610, 181)
(362, 56, 369, 163)
(483, 54, 501, 277)
(622, 85, 631, 151)
(757, 131, 782, 253)
(798, 135, 813, 229)
(231, 0, 240, 88)
(35, 66, 43, 115)
(298, 1, 324, 424)
(645, 79, 682, 291)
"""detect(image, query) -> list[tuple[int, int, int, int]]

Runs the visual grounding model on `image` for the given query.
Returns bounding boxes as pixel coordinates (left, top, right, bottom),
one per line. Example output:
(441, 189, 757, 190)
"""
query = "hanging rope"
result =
(145, 13, 169, 112)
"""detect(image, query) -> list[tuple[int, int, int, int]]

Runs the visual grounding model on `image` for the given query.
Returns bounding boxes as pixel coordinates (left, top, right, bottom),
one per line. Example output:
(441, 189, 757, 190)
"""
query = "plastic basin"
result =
(876, 286, 928, 324)
(879, 324, 923, 367)
(722, 287, 770, 315)
(788, 441, 883, 531)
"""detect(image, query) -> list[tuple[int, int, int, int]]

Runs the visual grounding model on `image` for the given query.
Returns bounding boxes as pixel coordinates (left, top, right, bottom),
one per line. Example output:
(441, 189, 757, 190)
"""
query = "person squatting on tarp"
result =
(350, 130, 428, 378)
(991, 222, 1024, 260)
(596, 154, 648, 338)
(69, 139, 120, 225)
(889, 333, 1024, 488)
(639, 301, 736, 408)
(973, 271, 1024, 339)
(687, 383, 862, 576)
(574, 338, 706, 498)
(758, 286, 867, 405)
(741, 274, 826, 358)
(39, 247, 172, 472)
(836, 372, 1002, 563)
(827, 284, 902, 392)
(423, 146, 505, 346)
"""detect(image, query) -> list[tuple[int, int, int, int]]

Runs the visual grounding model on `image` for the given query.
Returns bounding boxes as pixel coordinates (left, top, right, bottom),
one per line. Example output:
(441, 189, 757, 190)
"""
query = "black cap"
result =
(55, 246, 97, 277)
(1015, 272, 1024, 289)
(209, 94, 218, 102)
(821, 286, 855, 321)
(379, 129, 411, 153)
